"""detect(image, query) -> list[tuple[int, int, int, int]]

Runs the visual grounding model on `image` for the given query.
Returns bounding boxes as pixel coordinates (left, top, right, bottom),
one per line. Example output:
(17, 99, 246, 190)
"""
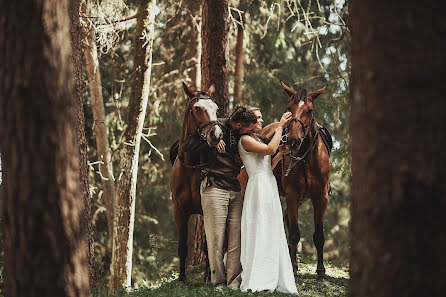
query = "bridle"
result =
(282, 107, 319, 177)
(187, 95, 219, 141)
(178, 94, 219, 171)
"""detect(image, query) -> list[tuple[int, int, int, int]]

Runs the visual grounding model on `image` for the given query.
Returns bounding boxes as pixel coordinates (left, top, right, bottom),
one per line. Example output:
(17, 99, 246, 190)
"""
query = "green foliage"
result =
(92, 260, 348, 296)
(82, 0, 350, 288)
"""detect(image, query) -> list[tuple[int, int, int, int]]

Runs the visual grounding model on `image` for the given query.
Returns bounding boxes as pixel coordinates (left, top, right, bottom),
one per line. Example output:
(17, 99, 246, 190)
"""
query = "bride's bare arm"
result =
(241, 112, 292, 155)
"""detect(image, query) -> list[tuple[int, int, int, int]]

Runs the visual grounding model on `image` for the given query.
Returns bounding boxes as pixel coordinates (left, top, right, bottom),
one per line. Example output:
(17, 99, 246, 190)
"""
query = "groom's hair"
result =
(229, 105, 257, 127)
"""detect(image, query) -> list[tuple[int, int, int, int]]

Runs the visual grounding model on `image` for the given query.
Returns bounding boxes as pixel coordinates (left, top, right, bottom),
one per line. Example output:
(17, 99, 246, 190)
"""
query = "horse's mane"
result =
(178, 102, 191, 158)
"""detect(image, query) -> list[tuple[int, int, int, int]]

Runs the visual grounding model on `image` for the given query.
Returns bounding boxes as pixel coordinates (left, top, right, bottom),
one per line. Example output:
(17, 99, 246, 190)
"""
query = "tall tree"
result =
(184, 0, 207, 267)
(110, 0, 157, 289)
(349, 1, 446, 297)
(81, 1, 116, 244)
(201, 0, 229, 117)
(70, 0, 97, 288)
(0, 0, 89, 296)
(233, 11, 245, 105)
(187, 0, 231, 267)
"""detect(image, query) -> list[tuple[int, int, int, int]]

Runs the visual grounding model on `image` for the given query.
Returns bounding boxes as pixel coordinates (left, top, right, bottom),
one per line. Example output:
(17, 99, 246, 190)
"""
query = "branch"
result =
(141, 128, 165, 161)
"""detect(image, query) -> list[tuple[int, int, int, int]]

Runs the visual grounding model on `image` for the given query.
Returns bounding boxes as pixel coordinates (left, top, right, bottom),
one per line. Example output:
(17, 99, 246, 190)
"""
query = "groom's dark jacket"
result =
(181, 117, 242, 192)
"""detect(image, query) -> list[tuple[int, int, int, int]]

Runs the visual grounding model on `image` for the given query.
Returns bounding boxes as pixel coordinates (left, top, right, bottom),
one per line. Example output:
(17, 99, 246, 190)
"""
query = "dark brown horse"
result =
(238, 81, 331, 278)
(170, 82, 222, 281)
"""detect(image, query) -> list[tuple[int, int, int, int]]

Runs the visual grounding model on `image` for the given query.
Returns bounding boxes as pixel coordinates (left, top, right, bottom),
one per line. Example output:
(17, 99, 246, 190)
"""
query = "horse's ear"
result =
(309, 85, 327, 101)
(182, 82, 196, 98)
(280, 80, 296, 98)
(207, 84, 215, 96)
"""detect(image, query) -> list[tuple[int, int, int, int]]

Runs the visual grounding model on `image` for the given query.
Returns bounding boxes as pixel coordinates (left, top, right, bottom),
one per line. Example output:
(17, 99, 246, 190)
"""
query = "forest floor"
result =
(93, 258, 349, 297)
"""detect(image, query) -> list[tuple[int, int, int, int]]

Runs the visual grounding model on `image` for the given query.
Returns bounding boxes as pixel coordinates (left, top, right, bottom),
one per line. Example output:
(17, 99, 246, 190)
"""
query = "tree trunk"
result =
(81, 2, 116, 244)
(201, 0, 229, 117)
(233, 13, 245, 105)
(187, 215, 207, 265)
(0, 1, 89, 296)
(192, 0, 229, 266)
(70, 0, 97, 288)
(349, 1, 446, 297)
(195, 21, 202, 90)
(110, 0, 156, 289)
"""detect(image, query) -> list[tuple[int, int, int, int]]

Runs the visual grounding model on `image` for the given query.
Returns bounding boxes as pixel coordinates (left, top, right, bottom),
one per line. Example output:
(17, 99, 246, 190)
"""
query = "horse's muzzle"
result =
(207, 126, 223, 146)
(288, 137, 301, 150)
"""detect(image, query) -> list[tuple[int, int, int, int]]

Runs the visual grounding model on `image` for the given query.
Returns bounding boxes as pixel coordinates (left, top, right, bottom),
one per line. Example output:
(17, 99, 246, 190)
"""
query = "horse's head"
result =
(182, 82, 223, 146)
(280, 80, 327, 150)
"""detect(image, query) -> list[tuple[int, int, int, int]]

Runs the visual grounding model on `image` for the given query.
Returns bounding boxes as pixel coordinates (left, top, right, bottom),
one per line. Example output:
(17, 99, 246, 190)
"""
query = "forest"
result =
(0, 0, 445, 297)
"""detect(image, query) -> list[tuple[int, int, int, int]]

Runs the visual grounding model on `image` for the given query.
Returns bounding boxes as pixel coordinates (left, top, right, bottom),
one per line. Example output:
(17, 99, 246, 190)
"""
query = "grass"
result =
(92, 259, 349, 297)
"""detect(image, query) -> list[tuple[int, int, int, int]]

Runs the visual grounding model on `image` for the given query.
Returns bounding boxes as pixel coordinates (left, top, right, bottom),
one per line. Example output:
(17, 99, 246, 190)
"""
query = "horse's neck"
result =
(179, 106, 192, 159)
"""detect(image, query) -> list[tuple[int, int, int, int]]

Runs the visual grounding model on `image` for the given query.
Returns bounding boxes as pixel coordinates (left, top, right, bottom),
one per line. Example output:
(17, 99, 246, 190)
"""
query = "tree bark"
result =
(0, 1, 89, 296)
(187, 215, 207, 265)
(81, 2, 116, 244)
(110, 0, 156, 289)
(201, 0, 229, 117)
(349, 1, 446, 297)
(233, 13, 245, 105)
(70, 0, 97, 288)
(195, 20, 202, 90)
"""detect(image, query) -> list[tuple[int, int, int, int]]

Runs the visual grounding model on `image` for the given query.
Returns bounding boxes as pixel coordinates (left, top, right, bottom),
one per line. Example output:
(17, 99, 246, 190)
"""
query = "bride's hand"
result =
(279, 111, 292, 128)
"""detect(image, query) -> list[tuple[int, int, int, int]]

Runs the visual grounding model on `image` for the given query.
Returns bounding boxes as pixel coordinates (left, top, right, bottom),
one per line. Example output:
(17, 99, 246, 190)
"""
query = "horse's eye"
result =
(287, 107, 292, 112)
(194, 106, 200, 111)
(308, 109, 313, 114)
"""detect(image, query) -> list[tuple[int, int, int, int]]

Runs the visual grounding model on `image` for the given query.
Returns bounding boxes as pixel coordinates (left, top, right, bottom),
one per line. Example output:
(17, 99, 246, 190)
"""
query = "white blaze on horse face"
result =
(298, 100, 305, 107)
(195, 99, 223, 138)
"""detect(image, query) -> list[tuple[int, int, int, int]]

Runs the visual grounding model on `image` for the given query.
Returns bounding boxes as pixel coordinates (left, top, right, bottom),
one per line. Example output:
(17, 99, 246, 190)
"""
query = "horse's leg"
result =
(312, 194, 328, 279)
(174, 206, 190, 282)
(286, 193, 300, 275)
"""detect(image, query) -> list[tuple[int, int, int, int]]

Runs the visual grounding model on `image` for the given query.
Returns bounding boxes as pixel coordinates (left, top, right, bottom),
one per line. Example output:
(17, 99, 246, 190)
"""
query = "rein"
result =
(282, 128, 319, 176)
(178, 95, 218, 171)
(282, 111, 316, 175)
(281, 111, 318, 199)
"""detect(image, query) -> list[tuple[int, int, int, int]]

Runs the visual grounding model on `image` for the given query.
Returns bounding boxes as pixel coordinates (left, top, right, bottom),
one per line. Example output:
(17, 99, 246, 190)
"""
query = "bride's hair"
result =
(230, 105, 257, 127)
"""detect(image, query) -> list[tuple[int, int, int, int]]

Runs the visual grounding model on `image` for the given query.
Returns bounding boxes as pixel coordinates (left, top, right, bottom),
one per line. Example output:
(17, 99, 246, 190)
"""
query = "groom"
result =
(182, 105, 257, 289)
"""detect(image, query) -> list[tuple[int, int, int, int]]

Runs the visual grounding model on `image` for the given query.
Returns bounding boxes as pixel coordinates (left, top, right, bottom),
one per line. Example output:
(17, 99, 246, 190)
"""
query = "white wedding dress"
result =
(239, 136, 298, 294)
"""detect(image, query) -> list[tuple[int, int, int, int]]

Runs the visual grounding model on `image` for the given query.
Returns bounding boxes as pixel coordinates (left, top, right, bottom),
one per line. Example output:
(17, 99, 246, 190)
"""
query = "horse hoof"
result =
(316, 268, 326, 280)
(178, 275, 186, 282)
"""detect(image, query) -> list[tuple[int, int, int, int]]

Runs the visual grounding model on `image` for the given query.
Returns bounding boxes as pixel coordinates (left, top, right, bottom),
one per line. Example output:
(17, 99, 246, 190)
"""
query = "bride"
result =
(238, 108, 298, 294)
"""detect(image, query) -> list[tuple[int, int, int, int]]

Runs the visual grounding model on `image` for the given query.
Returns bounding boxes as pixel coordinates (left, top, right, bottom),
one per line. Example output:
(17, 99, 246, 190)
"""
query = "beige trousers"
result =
(200, 180, 243, 288)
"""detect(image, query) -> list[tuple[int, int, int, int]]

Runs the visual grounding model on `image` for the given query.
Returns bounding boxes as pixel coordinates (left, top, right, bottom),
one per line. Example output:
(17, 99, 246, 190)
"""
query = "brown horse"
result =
(170, 82, 222, 282)
(238, 81, 331, 278)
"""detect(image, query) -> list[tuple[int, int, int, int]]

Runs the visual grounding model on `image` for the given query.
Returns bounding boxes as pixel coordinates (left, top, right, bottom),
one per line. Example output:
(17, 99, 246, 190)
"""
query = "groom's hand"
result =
(215, 140, 226, 153)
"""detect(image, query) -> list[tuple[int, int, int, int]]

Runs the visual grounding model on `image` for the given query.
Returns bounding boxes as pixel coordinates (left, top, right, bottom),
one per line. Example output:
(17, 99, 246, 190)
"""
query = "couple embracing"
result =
(182, 105, 297, 294)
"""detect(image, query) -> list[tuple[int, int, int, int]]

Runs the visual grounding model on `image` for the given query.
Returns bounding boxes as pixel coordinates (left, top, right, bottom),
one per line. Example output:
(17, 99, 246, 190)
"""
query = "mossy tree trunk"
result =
(110, 0, 156, 290)
(80, 1, 116, 244)
(70, 0, 97, 288)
